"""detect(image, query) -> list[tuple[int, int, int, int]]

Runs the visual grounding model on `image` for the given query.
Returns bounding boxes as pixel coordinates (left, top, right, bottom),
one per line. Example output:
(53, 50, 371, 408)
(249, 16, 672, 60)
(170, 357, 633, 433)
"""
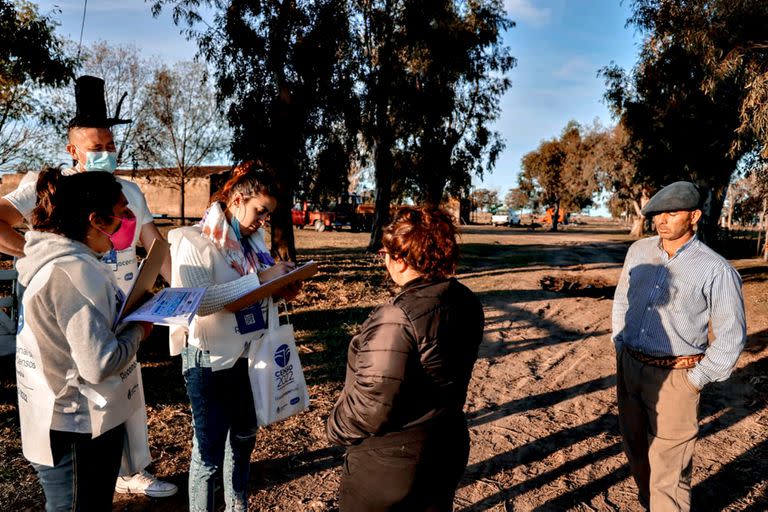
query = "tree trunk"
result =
(368, 135, 394, 252)
(550, 203, 560, 232)
(420, 138, 451, 206)
(366, 14, 395, 253)
(696, 183, 726, 246)
(630, 199, 645, 238)
(424, 174, 448, 207)
(271, 183, 297, 262)
(179, 174, 186, 224)
(762, 198, 768, 261)
(726, 182, 734, 230)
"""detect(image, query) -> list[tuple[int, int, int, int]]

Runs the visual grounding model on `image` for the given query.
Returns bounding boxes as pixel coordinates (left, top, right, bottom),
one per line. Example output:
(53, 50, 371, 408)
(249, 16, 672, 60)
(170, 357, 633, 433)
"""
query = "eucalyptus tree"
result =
(153, 0, 359, 260)
(357, 0, 514, 249)
(601, 0, 762, 242)
(0, 0, 75, 169)
(519, 122, 598, 232)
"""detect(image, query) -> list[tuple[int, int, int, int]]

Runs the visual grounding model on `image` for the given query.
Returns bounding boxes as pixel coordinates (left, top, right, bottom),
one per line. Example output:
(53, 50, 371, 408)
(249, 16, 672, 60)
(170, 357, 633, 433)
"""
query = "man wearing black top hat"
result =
(611, 181, 746, 511)
(0, 76, 177, 498)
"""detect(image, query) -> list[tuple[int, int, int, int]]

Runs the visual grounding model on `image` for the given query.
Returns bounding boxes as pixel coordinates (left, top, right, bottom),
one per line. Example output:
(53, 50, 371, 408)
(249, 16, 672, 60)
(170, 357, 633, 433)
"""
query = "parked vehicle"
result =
(329, 194, 375, 232)
(491, 210, 522, 227)
(491, 212, 507, 226)
(292, 194, 375, 232)
(292, 202, 336, 232)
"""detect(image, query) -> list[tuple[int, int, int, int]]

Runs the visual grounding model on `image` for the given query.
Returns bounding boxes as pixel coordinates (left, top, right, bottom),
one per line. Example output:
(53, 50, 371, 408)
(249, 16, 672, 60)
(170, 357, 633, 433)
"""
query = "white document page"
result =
(123, 287, 206, 327)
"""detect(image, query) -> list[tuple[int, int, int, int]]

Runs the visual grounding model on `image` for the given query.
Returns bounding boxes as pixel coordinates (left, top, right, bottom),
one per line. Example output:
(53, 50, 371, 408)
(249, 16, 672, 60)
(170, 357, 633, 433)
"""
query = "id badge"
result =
(235, 303, 265, 334)
(102, 249, 118, 271)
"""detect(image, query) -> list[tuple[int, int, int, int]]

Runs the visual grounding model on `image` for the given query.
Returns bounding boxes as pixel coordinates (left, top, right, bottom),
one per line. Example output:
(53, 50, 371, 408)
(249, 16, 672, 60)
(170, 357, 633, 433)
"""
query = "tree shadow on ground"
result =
(458, 242, 629, 274)
(461, 226, 631, 238)
(459, 414, 622, 512)
(291, 305, 375, 385)
(457, 353, 768, 511)
(251, 445, 343, 488)
(467, 375, 616, 428)
(738, 264, 768, 283)
(475, 289, 611, 359)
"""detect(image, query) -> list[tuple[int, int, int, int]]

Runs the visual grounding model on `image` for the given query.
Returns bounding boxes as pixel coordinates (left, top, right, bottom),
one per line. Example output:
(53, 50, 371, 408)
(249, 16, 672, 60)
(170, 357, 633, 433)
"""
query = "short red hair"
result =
(212, 161, 275, 204)
(382, 206, 459, 280)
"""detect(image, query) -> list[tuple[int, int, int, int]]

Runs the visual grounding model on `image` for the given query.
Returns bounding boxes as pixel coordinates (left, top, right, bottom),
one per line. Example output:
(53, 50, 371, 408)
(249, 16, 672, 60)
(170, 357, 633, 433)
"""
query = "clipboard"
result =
(116, 238, 170, 322)
(226, 260, 318, 312)
(257, 260, 318, 296)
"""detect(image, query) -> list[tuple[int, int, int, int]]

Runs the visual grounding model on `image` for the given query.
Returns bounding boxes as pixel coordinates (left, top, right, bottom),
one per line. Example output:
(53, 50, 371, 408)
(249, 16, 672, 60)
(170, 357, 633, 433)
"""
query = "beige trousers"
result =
(617, 349, 701, 512)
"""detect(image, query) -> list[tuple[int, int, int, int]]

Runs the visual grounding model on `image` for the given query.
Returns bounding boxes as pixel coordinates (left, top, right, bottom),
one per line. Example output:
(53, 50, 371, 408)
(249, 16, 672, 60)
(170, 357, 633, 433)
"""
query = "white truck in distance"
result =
(491, 211, 521, 226)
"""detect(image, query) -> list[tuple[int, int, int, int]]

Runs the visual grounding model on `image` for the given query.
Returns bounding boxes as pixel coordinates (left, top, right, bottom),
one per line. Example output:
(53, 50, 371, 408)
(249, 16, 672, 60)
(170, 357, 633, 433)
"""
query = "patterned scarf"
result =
(199, 202, 275, 276)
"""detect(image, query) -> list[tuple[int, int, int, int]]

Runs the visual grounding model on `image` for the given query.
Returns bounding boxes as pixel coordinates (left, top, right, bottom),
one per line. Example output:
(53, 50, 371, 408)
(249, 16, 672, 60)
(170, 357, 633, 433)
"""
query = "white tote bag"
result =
(247, 299, 310, 426)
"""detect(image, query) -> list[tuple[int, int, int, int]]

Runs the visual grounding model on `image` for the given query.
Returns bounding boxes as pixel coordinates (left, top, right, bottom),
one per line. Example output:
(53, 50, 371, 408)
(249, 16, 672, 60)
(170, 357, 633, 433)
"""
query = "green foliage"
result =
(0, 0, 76, 168)
(153, 0, 513, 253)
(385, 0, 515, 205)
(0, 1, 74, 89)
(152, 0, 360, 259)
(518, 121, 599, 230)
(601, 0, 762, 240)
(504, 187, 529, 212)
(469, 187, 498, 211)
(648, 1, 768, 159)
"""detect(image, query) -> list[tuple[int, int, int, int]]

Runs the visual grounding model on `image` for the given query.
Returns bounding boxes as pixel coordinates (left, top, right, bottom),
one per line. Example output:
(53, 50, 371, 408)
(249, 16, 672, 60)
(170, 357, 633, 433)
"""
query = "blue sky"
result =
(491, 0, 640, 196)
(37, 0, 640, 202)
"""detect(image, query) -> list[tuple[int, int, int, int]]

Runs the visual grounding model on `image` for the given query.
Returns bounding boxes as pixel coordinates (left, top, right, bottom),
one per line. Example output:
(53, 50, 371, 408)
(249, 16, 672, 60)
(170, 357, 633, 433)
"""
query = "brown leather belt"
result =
(625, 347, 704, 370)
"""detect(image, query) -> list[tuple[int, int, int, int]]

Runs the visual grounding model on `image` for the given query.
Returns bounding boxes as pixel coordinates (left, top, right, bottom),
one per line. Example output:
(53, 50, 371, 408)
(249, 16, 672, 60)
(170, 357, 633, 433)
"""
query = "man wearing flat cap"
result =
(0, 76, 177, 498)
(612, 181, 746, 511)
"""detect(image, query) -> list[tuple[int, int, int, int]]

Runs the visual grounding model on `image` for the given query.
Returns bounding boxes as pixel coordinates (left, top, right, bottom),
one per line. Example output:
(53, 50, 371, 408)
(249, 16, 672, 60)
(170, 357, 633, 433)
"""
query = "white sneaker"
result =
(115, 470, 178, 497)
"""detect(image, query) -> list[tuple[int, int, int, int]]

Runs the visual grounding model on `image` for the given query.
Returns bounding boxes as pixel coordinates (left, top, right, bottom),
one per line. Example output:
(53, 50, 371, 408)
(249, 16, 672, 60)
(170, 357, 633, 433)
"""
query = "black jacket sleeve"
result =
(326, 303, 415, 445)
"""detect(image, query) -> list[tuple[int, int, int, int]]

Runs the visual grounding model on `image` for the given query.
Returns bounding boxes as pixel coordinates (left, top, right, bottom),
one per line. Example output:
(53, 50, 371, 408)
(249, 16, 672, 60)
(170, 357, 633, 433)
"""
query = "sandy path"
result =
(238, 225, 767, 511)
(453, 227, 768, 511)
(26, 224, 762, 511)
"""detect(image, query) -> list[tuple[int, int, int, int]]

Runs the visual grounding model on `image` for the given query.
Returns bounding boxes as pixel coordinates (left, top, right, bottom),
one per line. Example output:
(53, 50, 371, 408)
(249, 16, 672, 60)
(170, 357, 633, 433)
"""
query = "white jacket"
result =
(16, 232, 147, 470)
(168, 226, 269, 371)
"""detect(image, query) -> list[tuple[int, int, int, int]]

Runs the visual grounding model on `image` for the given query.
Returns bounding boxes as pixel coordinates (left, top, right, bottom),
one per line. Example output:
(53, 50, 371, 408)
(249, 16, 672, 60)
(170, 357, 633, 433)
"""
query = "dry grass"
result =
(0, 222, 766, 511)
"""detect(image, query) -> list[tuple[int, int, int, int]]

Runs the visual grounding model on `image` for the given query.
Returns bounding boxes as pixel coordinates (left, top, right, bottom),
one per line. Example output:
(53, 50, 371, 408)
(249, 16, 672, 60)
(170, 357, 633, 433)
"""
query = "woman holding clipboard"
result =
(168, 163, 299, 511)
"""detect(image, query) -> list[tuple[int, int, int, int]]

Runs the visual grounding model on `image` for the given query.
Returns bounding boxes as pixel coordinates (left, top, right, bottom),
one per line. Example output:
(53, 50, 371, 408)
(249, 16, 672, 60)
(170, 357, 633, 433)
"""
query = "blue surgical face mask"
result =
(77, 147, 117, 173)
(231, 214, 243, 240)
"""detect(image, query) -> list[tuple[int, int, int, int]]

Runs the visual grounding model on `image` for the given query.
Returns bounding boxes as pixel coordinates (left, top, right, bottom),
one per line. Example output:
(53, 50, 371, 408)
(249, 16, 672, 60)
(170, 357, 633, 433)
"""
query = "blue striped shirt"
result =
(612, 235, 746, 389)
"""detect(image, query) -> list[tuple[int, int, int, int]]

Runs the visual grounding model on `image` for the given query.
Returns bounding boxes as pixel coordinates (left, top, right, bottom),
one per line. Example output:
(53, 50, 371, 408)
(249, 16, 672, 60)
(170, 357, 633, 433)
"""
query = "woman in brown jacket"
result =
(327, 206, 485, 512)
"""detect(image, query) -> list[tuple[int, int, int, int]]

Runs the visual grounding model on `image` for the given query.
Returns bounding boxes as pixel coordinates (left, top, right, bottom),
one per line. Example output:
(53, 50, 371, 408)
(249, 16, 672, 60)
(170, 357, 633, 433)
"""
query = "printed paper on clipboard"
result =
(123, 287, 205, 326)
(115, 237, 169, 324)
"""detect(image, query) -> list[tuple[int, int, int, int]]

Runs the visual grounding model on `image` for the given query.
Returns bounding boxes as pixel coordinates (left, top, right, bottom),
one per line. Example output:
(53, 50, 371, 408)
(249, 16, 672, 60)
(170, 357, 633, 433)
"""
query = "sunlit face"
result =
(66, 127, 117, 169)
(229, 192, 277, 236)
(653, 209, 701, 241)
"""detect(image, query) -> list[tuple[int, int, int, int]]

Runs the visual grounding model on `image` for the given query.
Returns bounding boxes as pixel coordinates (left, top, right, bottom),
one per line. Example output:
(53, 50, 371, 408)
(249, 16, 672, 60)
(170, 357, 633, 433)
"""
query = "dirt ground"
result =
(1, 221, 766, 511)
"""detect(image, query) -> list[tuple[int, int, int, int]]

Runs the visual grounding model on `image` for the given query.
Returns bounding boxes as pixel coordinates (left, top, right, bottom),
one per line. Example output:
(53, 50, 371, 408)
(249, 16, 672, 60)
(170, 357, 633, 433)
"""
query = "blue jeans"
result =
(32, 424, 125, 511)
(182, 345, 258, 512)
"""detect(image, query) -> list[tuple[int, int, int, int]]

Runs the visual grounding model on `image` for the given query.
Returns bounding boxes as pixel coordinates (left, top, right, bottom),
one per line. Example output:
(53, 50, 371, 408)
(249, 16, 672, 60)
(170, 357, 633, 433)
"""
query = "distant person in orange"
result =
(327, 206, 485, 512)
(612, 181, 746, 511)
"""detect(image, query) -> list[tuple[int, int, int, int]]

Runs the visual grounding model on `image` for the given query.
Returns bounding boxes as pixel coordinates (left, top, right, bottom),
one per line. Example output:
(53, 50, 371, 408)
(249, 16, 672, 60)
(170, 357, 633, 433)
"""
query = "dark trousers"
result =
(32, 424, 125, 512)
(340, 417, 470, 512)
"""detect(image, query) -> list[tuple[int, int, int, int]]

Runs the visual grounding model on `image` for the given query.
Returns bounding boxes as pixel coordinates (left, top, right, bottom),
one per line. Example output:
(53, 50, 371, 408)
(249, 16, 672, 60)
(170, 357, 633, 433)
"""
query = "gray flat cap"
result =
(641, 181, 701, 216)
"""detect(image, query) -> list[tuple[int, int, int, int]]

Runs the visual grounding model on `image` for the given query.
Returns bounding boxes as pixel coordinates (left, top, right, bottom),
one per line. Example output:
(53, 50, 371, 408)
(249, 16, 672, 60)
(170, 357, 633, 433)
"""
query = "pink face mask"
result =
(96, 210, 136, 251)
